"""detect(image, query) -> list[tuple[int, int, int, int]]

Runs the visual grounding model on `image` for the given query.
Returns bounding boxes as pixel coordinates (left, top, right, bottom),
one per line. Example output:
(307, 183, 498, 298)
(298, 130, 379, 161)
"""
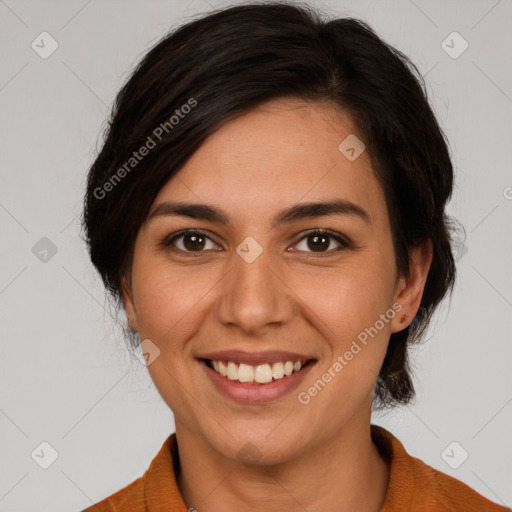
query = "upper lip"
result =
(197, 350, 317, 366)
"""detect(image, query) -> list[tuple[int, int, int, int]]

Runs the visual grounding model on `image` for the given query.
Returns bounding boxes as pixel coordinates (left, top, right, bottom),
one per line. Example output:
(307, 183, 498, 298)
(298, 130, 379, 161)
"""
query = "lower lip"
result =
(199, 360, 315, 403)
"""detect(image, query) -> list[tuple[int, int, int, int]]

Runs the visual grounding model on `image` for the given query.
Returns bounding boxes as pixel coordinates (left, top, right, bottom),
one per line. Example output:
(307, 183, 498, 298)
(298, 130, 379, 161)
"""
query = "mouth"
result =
(197, 351, 317, 403)
(203, 358, 314, 384)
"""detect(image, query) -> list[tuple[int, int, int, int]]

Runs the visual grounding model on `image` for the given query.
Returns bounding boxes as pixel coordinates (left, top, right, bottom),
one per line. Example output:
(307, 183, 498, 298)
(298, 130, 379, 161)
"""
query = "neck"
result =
(175, 414, 390, 512)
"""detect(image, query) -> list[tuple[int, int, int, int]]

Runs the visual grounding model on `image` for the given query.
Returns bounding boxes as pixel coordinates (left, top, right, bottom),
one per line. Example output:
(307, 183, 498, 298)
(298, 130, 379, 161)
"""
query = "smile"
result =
(198, 350, 317, 402)
(206, 359, 307, 384)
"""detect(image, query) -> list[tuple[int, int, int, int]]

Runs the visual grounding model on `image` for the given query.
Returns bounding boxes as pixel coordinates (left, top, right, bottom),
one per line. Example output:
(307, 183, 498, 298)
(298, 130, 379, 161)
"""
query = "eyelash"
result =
(162, 228, 353, 257)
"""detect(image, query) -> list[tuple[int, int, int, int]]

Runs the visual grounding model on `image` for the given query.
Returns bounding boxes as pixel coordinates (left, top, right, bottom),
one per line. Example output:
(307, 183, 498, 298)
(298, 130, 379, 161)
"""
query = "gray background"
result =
(0, 0, 511, 510)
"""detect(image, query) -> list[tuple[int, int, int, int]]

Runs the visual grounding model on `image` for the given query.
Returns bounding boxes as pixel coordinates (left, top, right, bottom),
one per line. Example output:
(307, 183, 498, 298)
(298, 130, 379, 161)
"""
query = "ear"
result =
(120, 274, 139, 333)
(390, 241, 433, 333)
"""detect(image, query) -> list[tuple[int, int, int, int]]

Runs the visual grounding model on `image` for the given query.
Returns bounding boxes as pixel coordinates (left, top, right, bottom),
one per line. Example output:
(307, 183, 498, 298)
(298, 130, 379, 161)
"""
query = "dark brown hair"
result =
(82, 1, 457, 409)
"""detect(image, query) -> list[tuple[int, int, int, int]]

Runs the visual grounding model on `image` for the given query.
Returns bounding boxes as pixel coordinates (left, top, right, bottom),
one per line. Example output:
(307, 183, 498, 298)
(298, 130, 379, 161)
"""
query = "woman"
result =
(82, 3, 509, 511)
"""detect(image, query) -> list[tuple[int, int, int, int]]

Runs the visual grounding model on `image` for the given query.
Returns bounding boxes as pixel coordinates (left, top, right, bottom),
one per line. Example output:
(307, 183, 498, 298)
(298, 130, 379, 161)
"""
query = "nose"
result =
(214, 249, 295, 335)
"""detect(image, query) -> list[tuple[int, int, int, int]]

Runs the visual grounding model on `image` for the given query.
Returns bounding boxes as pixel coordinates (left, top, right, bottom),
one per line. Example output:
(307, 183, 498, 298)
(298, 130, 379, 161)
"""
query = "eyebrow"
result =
(147, 199, 371, 227)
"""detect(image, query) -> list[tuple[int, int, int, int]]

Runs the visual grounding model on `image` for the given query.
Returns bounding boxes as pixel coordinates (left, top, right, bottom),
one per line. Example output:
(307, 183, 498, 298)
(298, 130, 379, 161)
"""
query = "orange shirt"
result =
(84, 425, 509, 511)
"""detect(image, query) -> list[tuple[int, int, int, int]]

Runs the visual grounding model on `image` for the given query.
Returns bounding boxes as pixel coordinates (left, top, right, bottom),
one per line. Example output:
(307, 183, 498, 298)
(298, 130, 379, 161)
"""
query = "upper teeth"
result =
(210, 360, 305, 383)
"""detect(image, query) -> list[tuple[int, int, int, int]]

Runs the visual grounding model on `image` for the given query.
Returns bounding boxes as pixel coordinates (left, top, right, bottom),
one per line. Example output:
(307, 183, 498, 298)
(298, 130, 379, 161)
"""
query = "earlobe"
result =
(390, 241, 433, 333)
(120, 276, 139, 333)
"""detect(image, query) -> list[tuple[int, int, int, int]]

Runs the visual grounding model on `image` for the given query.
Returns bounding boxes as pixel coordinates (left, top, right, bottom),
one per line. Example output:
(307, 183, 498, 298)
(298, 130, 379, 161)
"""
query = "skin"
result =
(121, 97, 432, 511)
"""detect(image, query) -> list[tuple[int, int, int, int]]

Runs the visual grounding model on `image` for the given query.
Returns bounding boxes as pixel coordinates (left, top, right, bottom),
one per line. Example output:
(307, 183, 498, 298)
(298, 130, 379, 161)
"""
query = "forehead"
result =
(153, 97, 384, 223)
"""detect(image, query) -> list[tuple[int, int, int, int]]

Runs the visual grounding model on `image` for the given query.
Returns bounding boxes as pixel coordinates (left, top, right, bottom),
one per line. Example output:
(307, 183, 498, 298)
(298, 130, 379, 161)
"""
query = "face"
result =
(122, 97, 430, 464)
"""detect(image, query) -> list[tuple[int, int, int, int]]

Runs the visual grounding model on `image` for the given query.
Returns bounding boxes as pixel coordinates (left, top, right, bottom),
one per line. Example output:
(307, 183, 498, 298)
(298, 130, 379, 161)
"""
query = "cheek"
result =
(132, 255, 218, 343)
(295, 271, 394, 404)
(131, 260, 219, 417)
(290, 257, 396, 345)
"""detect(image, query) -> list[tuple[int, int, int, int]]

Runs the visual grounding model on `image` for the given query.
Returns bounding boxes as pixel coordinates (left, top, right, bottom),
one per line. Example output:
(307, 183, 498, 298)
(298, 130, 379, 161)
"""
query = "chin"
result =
(210, 427, 305, 467)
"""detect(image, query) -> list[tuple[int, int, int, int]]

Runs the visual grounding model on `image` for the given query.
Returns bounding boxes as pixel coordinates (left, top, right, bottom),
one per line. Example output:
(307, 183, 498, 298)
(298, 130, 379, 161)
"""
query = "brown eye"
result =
(293, 229, 351, 255)
(164, 231, 220, 253)
(307, 234, 330, 252)
(183, 233, 206, 251)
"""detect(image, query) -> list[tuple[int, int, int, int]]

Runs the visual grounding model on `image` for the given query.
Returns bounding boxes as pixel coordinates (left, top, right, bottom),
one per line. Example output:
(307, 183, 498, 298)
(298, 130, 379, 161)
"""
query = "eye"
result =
(162, 228, 353, 256)
(163, 230, 221, 253)
(291, 229, 351, 255)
